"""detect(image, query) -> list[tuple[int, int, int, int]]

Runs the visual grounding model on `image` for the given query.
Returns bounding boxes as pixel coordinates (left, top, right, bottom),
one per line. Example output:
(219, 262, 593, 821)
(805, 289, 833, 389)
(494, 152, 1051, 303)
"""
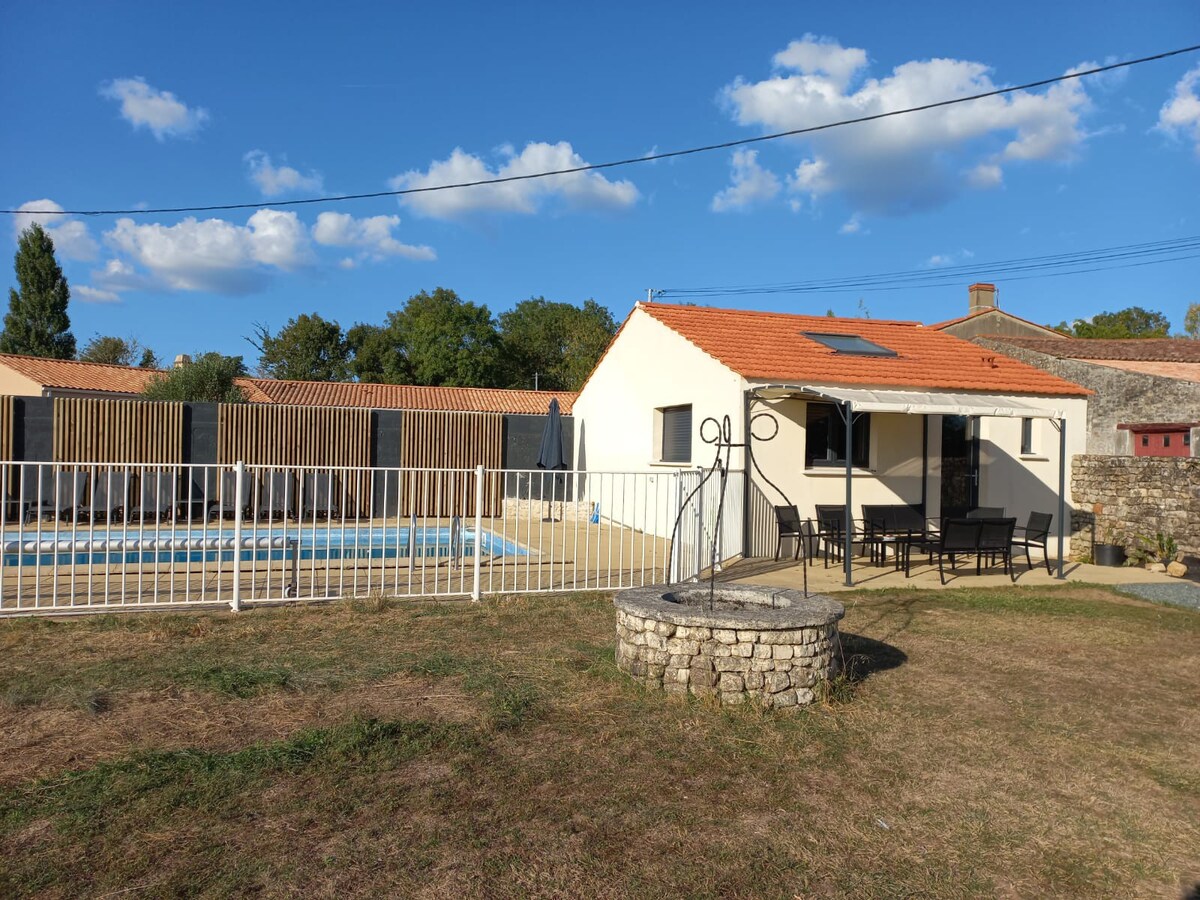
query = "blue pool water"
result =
(2, 526, 527, 567)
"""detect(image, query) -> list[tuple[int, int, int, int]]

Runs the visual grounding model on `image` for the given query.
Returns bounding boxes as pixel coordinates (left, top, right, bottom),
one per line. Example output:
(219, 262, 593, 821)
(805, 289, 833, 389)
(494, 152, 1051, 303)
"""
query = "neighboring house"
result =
(574, 301, 1090, 564)
(956, 336, 1200, 457)
(933, 283, 1068, 341)
(0, 353, 574, 414)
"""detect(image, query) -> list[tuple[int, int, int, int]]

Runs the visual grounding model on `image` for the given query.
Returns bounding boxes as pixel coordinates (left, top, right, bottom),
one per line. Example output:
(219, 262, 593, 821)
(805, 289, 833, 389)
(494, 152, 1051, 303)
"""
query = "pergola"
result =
(749, 385, 1069, 586)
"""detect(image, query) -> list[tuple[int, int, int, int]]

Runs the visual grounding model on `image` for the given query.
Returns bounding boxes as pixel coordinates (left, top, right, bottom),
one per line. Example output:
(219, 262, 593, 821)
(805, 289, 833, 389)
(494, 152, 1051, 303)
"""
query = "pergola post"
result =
(844, 401, 854, 587)
(1057, 415, 1067, 579)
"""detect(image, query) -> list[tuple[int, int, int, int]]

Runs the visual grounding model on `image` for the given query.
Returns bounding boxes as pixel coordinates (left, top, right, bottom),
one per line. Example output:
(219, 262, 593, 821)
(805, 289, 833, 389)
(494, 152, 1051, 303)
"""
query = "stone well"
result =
(614, 584, 845, 709)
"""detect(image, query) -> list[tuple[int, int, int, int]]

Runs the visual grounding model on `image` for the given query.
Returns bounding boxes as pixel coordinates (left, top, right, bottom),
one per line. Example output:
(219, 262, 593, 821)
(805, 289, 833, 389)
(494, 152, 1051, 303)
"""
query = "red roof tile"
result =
(0, 354, 165, 395)
(242, 379, 575, 414)
(639, 302, 1090, 396)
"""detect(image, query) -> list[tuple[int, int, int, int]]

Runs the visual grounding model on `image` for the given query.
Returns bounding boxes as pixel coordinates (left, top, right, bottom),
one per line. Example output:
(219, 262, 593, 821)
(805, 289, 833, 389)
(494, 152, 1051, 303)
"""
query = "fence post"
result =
(231, 460, 244, 611)
(471, 464, 484, 601)
(694, 467, 704, 582)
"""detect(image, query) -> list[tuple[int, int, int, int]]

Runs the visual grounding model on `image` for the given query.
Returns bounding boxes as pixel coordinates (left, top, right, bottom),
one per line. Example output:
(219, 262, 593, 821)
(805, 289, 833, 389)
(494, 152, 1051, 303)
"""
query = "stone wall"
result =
(975, 339, 1200, 456)
(614, 608, 838, 709)
(1070, 454, 1200, 556)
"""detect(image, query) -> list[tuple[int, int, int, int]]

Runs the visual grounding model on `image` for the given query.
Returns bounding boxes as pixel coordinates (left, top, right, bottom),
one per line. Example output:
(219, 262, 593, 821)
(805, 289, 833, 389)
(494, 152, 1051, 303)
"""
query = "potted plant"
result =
(1093, 522, 1127, 567)
(1127, 532, 1178, 571)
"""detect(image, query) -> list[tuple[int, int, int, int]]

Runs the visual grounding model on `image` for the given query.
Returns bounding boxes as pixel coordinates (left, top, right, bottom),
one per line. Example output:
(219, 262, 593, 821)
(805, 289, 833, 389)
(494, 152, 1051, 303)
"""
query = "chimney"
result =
(968, 282, 997, 313)
(173, 353, 191, 369)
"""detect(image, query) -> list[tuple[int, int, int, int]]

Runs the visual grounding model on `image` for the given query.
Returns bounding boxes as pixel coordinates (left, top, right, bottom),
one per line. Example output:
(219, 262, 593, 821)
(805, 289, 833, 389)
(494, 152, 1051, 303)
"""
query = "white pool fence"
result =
(0, 461, 758, 615)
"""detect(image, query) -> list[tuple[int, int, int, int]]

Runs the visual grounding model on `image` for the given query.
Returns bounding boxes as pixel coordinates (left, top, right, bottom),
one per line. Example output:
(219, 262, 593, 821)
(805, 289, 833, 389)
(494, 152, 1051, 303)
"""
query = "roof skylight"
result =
(803, 332, 898, 357)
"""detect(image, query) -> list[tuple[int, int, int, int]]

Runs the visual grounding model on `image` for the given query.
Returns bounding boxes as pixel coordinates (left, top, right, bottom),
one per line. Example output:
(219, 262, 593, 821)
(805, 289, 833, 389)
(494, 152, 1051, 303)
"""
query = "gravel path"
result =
(1113, 581, 1200, 612)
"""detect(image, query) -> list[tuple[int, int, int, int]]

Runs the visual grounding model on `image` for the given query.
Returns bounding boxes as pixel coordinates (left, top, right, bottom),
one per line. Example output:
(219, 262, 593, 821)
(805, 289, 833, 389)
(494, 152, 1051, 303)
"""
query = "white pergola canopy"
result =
(752, 384, 1065, 419)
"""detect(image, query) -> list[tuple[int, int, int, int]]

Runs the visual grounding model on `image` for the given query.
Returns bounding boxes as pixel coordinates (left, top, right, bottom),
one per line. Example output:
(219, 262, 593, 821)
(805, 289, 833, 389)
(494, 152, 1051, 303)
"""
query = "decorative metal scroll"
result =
(667, 406, 807, 610)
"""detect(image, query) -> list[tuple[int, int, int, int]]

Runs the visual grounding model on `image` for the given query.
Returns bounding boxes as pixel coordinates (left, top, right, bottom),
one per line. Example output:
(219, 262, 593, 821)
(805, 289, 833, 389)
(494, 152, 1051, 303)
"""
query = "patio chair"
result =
(256, 471, 296, 519)
(89, 471, 129, 523)
(209, 471, 254, 521)
(773, 505, 805, 561)
(1012, 511, 1053, 574)
(19, 464, 56, 523)
(908, 518, 982, 584)
(55, 471, 89, 523)
(812, 505, 854, 568)
(302, 471, 341, 519)
(129, 472, 175, 524)
(975, 517, 1017, 578)
(967, 506, 1006, 519)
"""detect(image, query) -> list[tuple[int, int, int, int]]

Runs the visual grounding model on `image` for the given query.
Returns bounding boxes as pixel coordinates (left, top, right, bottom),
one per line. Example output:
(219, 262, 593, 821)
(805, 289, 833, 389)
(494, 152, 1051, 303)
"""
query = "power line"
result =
(658, 235, 1200, 298)
(6, 43, 1199, 219)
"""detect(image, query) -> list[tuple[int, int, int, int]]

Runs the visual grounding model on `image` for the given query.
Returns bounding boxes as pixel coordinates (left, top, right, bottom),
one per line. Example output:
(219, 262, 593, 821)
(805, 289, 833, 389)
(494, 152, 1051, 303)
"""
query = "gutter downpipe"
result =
(844, 400, 854, 587)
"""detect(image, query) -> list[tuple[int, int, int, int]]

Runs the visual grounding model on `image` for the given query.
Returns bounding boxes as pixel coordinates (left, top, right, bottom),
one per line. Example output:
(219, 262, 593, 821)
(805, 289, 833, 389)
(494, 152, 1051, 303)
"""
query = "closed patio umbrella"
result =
(536, 398, 566, 521)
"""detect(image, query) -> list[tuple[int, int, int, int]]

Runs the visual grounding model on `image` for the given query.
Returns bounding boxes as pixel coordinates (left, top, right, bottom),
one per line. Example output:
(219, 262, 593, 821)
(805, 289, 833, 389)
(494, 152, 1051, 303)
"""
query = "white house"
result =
(573, 301, 1090, 580)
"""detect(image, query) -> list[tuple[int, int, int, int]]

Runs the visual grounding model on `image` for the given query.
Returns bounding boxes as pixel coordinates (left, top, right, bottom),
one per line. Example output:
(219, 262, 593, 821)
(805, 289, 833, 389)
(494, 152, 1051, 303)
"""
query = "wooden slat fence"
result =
(399, 411, 503, 516)
(53, 397, 183, 464)
(218, 404, 372, 514)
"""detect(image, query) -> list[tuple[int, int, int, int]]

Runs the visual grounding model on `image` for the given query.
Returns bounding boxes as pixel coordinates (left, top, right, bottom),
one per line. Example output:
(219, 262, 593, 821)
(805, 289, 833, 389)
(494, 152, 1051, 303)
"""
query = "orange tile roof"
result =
(639, 302, 1090, 396)
(0, 353, 165, 395)
(242, 379, 575, 414)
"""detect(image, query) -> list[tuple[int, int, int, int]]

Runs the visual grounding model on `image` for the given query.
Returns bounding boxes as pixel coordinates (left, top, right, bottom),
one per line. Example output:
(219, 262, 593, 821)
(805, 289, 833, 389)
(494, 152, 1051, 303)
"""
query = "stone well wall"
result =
(614, 587, 843, 709)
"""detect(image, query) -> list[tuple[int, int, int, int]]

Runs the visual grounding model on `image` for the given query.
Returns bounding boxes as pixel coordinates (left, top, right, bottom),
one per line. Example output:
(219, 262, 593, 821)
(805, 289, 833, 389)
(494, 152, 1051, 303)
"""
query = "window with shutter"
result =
(659, 405, 692, 463)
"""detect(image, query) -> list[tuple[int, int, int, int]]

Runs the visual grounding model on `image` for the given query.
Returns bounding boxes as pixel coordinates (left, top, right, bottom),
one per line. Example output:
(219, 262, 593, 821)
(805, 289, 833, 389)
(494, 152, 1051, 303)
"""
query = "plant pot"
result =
(1094, 543, 1127, 567)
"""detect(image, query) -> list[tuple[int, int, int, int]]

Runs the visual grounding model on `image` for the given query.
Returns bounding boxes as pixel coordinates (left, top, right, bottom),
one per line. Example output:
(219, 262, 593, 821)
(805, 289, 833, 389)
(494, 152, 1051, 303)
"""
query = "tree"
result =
(1, 223, 76, 358)
(385, 288, 501, 387)
(250, 313, 350, 381)
(497, 297, 617, 391)
(346, 322, 408, 384)
(142, 352, 248, 403)
(1055, 306, 1171, 339)
(1184, 302, 1200, 339)
(79, 334, 160, 368)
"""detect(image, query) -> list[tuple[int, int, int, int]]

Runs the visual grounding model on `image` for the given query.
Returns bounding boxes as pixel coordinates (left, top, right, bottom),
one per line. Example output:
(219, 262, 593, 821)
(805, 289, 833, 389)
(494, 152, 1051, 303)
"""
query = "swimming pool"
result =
(1, 525, 528, 567)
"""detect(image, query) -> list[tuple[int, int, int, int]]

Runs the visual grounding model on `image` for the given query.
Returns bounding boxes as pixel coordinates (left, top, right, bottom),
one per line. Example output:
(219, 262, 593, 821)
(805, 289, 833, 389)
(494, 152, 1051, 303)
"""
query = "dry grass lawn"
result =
(1, 585, 1198, 898)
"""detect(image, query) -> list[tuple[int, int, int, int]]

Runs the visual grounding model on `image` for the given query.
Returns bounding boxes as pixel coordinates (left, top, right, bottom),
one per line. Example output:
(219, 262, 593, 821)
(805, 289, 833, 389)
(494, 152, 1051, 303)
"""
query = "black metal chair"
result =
(1012, 511, 1053, 574)
(774, 505, 805, 561)
(976, 517, 1017, 579)
(55, 471, 89, 523)
(967, 506, 1006, 519)
(129, 472, 175, 524)
(812, 505, 853, 568)
(209, 471, 255, 521)
(19, 464, 56, 523)
(909, 518, 982, 584)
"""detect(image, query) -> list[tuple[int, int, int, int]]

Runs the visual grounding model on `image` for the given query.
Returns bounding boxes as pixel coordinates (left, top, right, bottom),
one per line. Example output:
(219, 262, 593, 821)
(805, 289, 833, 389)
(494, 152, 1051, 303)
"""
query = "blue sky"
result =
(2, 1, 1198, 372)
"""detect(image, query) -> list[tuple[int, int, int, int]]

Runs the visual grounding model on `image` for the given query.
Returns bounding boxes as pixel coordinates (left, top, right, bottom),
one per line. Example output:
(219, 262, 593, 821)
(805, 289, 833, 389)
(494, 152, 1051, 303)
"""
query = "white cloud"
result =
(711, 149, 782, 212)
(312, 212, 436, 262)
(244, 150, 324, 197)
(74, 285, 121, 304)
(1157, 64, 1200, 154)
(100, 77, 209, 140)
(838, 214, 866, 235)
(11, 199, 99, 261)
(721, 37, 1096, 216)
(389, 141, 639, 219)
(927, 249, 975, 267)
(103, 209, 312, 293)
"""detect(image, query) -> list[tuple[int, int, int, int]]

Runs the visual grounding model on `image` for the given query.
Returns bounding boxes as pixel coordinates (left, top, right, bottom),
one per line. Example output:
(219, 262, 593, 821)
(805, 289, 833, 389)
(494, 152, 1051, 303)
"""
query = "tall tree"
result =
(79, 334, 159, 368)
(497, 297, 616, 391)
(1184, 302, 1199, 340)
(250, 313, 350, 381)
(1, 223, 76, 358)
(346, 322, 409, 384)
(1055, 306, 1171, 338)
(142, 352, 248, 403)
(386, 288, 501, 387)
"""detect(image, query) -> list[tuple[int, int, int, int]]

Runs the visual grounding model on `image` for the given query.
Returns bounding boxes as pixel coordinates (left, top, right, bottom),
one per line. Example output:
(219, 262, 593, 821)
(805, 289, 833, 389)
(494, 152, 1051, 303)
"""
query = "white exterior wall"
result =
(573, 308, 746, 538)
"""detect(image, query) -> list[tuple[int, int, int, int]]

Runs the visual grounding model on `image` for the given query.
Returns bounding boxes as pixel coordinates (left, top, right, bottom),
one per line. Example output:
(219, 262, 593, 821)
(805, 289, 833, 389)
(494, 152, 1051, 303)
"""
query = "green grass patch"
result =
(178, 662, 296, 698)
